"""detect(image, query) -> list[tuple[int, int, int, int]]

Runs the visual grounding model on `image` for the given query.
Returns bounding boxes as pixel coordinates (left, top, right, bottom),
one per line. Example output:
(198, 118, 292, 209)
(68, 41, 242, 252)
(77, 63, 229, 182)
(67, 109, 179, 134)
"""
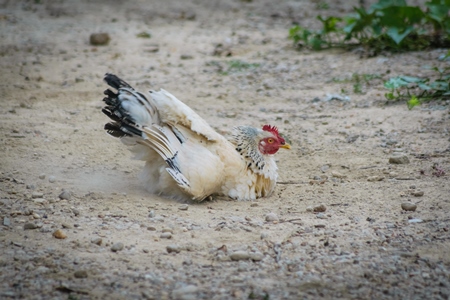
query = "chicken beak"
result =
(280, 143, 291, 150)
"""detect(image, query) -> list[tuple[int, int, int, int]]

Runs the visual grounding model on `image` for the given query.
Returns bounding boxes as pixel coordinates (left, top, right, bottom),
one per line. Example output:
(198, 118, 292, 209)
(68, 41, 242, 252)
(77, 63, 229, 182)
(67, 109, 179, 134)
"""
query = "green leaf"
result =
(385, 92, 396, 100)
(386, 26, 414, 44)
(407, 95, 421, 109)
(398, 75, 422, 83)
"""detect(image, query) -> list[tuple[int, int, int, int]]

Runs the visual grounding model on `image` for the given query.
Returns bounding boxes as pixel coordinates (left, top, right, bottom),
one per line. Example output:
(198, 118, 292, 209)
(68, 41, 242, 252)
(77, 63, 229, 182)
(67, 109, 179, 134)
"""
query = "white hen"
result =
(102, 74, 290, 201)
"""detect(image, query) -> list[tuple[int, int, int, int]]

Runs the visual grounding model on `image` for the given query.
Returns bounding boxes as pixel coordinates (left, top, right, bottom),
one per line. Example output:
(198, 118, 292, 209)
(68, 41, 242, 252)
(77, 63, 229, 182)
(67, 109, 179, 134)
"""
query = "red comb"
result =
(262, 125, 279, 135)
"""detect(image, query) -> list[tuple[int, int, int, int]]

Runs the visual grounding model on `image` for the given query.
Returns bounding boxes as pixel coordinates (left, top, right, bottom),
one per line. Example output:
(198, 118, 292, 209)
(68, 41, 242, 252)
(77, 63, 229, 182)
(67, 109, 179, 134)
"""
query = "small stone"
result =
(331, 171, 346, 178)
(313, 204, 327, 213)
(401, 202, 417, 212)
(33, 198, 47, 204)
(230, 250, 250, 261)
(306, 206, 313, 212)
(148, 210, 155, 218)
(314, 224, 326, 228)
(249, 252, 264, 261)
(143, 248, 149, 253)
(91, 237, 102, 245)
(53, 229, 67, 239)
(367, 176, 384, 182)
(408, 218, 423, 223)
(167, 245, 182, 253)
(172, 285, 198, 300)
(265, 213, 279, 222)
(72, 208, 80, 216)
(62, 223, 73, 229)
(59, 190, 72, 200)
(3, 217, 11, 226)
(160, 232, 172, 239)
(48, 176, 56, 183)
(31, 192, 44, 199)
(39, 173, 46, 180)
(389, 154, 410, 164)
(180, 54, 193, 60)
(162, 228, 173, 234)
(90, 33, 110, 46)
(24, 223, 38, 230)
(147, 226, 156, 231)
(111, 242, 124, 252)
(74, 270, 88, 278)
(145, 45, 160, 53)
(316, 213, 327, 219)
(411, 190, 424, 197)
(32, 213, 41, 219)
(179, 204, 189, 211)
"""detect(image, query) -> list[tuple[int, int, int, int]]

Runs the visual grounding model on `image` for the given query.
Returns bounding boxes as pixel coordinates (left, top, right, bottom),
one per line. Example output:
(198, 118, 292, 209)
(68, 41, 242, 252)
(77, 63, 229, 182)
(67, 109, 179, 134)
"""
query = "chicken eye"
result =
(267, 138, 274, 144)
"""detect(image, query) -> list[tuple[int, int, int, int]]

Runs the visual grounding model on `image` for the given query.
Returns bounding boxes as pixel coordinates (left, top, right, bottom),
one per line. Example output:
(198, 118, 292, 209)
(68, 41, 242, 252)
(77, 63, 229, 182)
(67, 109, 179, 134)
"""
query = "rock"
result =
(53, 229, 67, 239)
(180, 54, 193, 60)
(145, 45, 159, 53)
(89, 33, 110, 46)
(389, 154, 410, 164)
(331, 171, 346, 178)
(72, 208, 80, 216)
(401, 202, 417, 212)
(24, 223, 38, 230)
(265, 213, 279, 222)
(162, 228, 173, 234)
(3, 217, 11, 227)
(230, 250, 250, 261)
(147, 226, 156, 231)
(411, 190, 424, 197)
(367, 176, 384, 182)
(316, 213, 327, 219)
(160, 232, 172, 239)
(249, 252, 264, 261)
(148, 210, 155, 218)
(62, 223, 73, 229)
(111, 242, 124, 252)
(178, 204, 189, 211)
(31, 192, 43, 199)
(306, 206, 313, 212)
(408, 218, 423, 223)
(171, 285, 198, 300)
(48, 175, 56, 183)
(74, 270, 88, 278)
(59, 190, 72, 200)
(33, 198, 47, 204)
(313, 204, 327, 213)
(39, 173, 46, 180)
(91, 237, 102, 246)
(167, 245, 182, 253)
(314, 224, 326, 228)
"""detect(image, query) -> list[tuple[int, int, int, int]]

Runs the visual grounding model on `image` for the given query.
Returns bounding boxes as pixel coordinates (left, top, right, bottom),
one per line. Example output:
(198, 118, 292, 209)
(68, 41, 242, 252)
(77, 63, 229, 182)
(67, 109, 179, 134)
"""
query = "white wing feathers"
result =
(149, 89, 222, 142)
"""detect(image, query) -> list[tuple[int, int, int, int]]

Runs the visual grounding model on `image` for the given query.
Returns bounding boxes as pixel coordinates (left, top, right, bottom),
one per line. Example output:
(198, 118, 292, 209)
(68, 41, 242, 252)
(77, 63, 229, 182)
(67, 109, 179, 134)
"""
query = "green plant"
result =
(289, 0, 450, 52)
(384, 53, 450, 108)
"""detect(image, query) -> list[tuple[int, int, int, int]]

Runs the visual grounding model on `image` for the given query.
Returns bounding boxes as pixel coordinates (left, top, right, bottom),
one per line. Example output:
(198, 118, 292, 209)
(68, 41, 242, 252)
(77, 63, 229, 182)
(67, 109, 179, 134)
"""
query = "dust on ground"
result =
(1, 1, 449, 299)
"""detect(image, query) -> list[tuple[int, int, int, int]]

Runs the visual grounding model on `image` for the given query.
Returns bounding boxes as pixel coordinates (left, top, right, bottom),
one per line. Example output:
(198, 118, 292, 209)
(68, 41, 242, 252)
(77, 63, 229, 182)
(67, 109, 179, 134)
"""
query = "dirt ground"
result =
(1, 0, 449, 299)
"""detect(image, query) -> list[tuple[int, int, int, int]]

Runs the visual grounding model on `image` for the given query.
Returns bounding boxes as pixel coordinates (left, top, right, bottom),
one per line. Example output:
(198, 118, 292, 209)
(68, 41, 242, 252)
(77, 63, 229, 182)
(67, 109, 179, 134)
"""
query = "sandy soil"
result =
(1, 0, 449, 299)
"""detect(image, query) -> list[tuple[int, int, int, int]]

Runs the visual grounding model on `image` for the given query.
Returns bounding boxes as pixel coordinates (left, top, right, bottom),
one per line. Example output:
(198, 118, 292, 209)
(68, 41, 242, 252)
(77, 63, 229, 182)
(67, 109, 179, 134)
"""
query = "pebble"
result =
(411, 190, 424, 197)
(62, 223, 73, 229)
(48, 176, 56, 183)
(111, 242, 124, 252)
(178, 204, 189, 211)
(74, 270, 88, 278)
(39, 173, 46, 180)
(148, 210, 155, 218)
(230, 250, 250, 261)
(147, 226, 156, 231)
(331, 171, 346, 178)
(401, 202, 417, 212)
(53, 229, 67, 239)
(59, 190, 72, 200)
(160, 232, 172, 239)
(313, 204, 327, 213)
(316, 213, 327, 219)
(33, 198, 47, 204)
(162, 228, 174, 234)
(31, 192, 43, 199)
(367, 176, 384, 182)
(408, 218, 423, 223)
(249, 251, 264, 261)
(3, 217, 11, 226)
(89, 33, 110, 46)
(265, 213, 279, 222)
(389, 154, 410, 164)
(24, 223, 38, 230)
(167, 245, 182, 253)
(180, 54, 193, 60)
(171, 285, 198, 300)
(91, 237, 102, 245)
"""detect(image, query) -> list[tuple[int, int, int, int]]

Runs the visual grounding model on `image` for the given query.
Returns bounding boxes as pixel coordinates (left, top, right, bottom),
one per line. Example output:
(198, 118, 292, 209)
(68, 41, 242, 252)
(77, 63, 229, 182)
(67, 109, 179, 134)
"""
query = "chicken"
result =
(101, 74, 290, 201)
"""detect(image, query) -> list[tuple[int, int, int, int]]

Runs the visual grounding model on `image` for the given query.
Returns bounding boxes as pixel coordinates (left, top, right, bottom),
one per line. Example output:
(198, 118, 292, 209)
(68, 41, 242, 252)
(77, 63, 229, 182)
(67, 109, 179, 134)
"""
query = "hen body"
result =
(102, 74, 290, 201)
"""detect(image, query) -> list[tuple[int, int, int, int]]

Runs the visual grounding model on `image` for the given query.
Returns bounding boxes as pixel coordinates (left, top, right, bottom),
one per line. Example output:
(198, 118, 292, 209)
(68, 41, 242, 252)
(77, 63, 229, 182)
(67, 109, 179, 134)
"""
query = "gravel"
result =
(111, 242, 124, 252)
